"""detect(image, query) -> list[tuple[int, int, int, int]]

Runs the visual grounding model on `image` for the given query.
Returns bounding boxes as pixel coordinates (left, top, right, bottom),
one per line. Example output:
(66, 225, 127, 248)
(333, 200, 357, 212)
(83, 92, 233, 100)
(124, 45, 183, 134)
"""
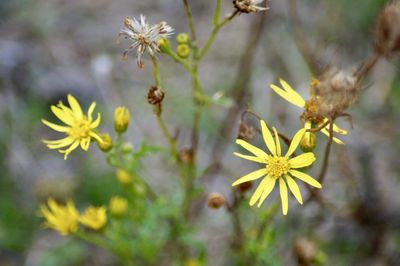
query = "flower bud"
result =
(300, 132, 316, 152)
(116, 169, 132, 185)
(375, 2, 400, 57)
(207, 193, 225, 209)
(176, 44, 190, 59)
(97, 133, 113, 152)
(109, 196, 128, 216)
(121, 142, 134, 154)
(114, 106, 130, 133)
(158, 38, 171, 53)
(237, 122, 255, 142)
(176, 33, 190, 44)
(237, 181, 253, 193)
(179, 148, 194, 164)
(147, 86, 165, 105)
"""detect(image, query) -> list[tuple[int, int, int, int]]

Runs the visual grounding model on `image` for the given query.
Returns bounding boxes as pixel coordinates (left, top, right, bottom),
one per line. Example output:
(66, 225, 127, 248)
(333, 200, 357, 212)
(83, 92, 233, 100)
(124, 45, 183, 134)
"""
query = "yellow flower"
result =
(270, 79, 348, 144)
(42, 94, 102, 160)
(116, 169, 133, 185)
(97, 133, 113, 152)
(232, 120, 322, 215)
(79, 206, 107, 230)
(114, 106, 130, 133)
(109, 196, 128, 216)
(40, 198, 79, 235)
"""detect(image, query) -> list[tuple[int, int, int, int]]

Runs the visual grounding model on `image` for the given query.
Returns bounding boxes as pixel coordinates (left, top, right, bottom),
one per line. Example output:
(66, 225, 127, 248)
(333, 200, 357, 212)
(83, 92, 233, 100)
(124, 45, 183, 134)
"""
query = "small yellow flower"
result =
(109, 196, 128, 216)
(232, 120, 322, 215)
(270, 79, 348, 144)
(42, 94, 102, 160)
(79, 206, 107, 230)
(116, 169, 133, 185)
(114, 106, 130, 133)
(40, 198, 79, 235)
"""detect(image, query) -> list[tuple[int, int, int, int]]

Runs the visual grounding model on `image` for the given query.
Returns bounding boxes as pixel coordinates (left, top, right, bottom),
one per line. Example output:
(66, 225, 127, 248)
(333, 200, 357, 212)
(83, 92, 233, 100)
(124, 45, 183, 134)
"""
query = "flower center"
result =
(69, 118, 91, 140)
(302, 97, 325, 124)
(266, 156, 290, 179)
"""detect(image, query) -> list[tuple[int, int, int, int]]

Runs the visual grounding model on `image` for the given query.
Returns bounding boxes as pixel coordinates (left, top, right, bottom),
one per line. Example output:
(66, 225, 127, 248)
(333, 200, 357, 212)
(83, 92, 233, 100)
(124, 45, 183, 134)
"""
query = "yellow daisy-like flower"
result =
(40, 198, 79, 235)
(79, 206, 107, 230)
(270, 79, 348, 144)
(232, 120, 322, 215)
(42, 94, 103, 160)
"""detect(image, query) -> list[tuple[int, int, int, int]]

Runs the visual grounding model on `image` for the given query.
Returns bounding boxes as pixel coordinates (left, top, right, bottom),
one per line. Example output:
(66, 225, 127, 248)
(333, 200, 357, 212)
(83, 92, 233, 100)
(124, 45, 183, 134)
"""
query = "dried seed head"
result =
(147, 86, 165, 105)
(293, 238, 317, 266)
(310, 67, 359, 119)
(237, 181, 253, 193)
(179, 148, 193, 164)
(375, 2, 400, 57)
(233, 0, 269, 14)
(207, 193, 225, 209)
(237, 122, 255, 142)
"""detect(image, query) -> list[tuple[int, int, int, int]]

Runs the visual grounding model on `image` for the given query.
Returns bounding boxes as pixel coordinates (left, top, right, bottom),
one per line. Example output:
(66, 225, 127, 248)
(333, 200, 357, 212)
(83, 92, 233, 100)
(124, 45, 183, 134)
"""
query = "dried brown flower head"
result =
(207, 193, 225, 209)
(237, 122, 255, 142)
(375, 2, 400, 57)
(309, 67, 360, 119)
(237, 181, 253, 193)
(147, 86, 165, 105)
(233, 0, 269, 14)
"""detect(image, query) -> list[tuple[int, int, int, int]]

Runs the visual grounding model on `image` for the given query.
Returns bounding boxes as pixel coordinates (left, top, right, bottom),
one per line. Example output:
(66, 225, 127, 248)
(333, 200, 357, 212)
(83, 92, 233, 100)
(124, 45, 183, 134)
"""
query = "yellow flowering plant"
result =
(34, 0, 397, 265)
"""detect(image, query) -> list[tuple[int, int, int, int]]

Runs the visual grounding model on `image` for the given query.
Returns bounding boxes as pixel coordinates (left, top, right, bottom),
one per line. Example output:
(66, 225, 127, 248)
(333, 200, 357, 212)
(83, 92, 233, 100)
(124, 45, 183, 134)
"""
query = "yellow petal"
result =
(87, 102, 96, 122)
(232, 168, 268, 186)
(286, 175, 303, 204)
(257, 177, 276, 208)
(286, 128, 306, 157)
(51, 106, 74, 126)
(60, 141, 80, 160)
(67, 94, 83, 119)
(321, 119, 348, 135)
(320, 128, 345, 145)
(90, 113, 101, 129)
(236, 139, 268, 159)
(233, 152, 268, 164)
(289, 152, 316, 168)
(42, 119, 70, 133)
(289, 170, 322, 188)
(80, 137, 91, 151)
(260, 120, 276, 155)
(279, 79, 307, 108)
(45, 137, 75, 149)
(272, 127, 281, 156)
(89, 132, 103, 143)
(249, 177, 269, 206)
(279, 178, 288, 215)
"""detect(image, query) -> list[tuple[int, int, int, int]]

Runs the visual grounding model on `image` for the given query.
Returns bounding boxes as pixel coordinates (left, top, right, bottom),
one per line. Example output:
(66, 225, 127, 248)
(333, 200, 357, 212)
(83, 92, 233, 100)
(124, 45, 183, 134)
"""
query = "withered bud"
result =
(312, 67, 359, 119)
(179, 148, 194, 164)
(237, 122, 255, 142)
(237, 181, 253, 193)
(147, 86, 165, 105)
(293, 237, 317, 266)
(233, 0, 269, 14)
(375, 2, 400, 57)
(207, 193, 225, 209)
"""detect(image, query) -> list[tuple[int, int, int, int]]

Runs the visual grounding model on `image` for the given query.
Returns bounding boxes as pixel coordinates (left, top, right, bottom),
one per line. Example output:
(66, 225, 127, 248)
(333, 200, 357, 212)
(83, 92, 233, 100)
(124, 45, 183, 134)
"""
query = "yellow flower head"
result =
(109, 196, 128, 216)
(114, 106, 130, 133)
(97, 133, 113, 152)
(116, 169, 133, 185)
(79, 206, 107, 231)
(42, 94, 102, 160)
(270, 79, 348, 144)
(232, 120, 322, 215)
(40, 198, 79, 235)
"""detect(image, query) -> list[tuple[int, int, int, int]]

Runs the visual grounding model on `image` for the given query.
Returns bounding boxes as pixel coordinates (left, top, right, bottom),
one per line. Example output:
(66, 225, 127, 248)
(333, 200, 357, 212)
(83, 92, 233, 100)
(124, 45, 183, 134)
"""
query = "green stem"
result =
(182, 0, 198, 47)
(151, 56, 161, 86)
(165, 49, 191, 70)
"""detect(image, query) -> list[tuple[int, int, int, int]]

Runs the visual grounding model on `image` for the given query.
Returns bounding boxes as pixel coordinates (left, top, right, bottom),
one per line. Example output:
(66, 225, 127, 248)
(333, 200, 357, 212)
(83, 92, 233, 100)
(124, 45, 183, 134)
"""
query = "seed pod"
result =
(207, 193, 225, 209)
(147, 86, 165, 105)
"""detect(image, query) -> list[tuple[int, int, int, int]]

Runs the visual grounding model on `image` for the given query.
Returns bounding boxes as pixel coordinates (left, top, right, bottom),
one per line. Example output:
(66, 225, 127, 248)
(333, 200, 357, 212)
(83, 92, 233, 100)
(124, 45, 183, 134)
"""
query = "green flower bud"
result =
(158, 38, 171, 53)
(97, 133, 113, 152)
(176, 44, 190, 59)
(300, 132, 316, 152)
(176, 33, 190, 44)
(114, 106, 130, 133)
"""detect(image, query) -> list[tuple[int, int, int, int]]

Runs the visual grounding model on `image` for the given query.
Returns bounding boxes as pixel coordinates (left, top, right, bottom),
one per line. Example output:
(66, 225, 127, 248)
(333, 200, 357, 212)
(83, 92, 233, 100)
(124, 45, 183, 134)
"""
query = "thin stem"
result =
(213, 0, 222, 26)
(156, 113, 178, 157)
(164, 49, 192, 71)
(317, 120, 334, 184)
(182, 0, 198, 46)
(151, 56, 161, 86)
(198, 11, 238, 60)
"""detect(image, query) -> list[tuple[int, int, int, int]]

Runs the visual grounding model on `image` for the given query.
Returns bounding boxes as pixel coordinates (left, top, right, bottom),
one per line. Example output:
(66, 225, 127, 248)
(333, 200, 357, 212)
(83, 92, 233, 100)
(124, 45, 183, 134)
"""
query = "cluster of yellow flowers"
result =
(40, 196, 128, 235)
(232, 79, 349, 215)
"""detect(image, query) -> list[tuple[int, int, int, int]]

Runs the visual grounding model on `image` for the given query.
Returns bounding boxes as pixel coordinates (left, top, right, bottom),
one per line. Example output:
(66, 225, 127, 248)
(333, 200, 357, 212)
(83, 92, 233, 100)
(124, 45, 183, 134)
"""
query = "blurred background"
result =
(1, 0, 399, 265)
